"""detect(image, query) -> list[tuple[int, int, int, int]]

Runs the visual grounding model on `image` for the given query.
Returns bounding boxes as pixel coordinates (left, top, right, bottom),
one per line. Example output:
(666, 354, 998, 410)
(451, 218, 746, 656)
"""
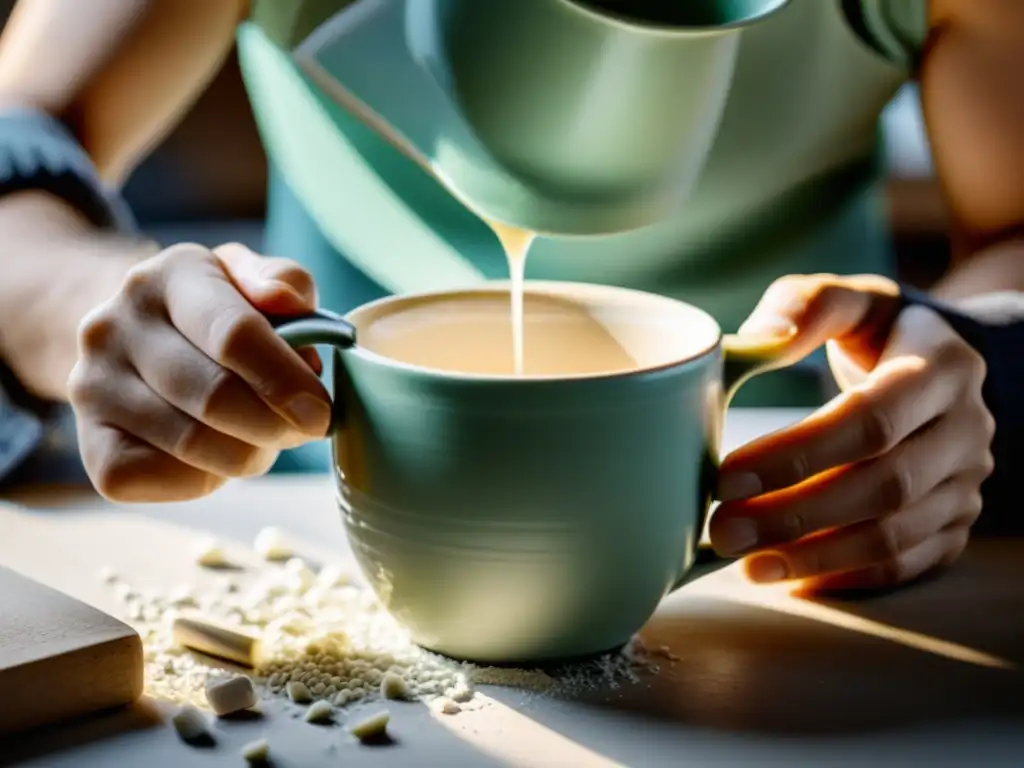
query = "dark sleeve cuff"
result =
(0, 107, 136, 485)
(900, 286, 1024, 534)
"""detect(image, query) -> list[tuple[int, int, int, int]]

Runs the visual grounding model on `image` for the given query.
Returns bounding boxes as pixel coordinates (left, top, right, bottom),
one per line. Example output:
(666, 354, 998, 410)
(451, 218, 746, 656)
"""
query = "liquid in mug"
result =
(356, 210, 637, 377)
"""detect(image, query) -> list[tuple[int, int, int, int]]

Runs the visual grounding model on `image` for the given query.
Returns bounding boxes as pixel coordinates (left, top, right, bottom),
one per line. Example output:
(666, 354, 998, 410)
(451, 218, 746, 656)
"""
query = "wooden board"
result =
(0, 565, 142, 736)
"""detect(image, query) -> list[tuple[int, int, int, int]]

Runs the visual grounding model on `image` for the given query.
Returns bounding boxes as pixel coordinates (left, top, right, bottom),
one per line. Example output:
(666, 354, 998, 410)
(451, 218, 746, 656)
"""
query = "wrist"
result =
(0, 192, 156, 400)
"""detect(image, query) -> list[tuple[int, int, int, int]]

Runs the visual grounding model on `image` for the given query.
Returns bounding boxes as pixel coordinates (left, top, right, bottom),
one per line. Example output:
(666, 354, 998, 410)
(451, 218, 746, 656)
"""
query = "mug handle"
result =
(269, 309, 358, 436)
(680, 332, 796, 584)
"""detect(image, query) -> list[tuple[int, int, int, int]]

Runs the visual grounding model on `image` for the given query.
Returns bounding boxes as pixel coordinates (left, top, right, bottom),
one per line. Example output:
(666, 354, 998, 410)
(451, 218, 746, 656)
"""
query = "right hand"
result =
(68, 243, 333, 503)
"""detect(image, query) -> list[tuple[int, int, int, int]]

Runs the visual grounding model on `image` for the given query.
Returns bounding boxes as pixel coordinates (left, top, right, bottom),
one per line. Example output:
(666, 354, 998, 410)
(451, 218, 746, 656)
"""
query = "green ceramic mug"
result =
(293, 0, 791, 235)
(273, 281, 792, 664)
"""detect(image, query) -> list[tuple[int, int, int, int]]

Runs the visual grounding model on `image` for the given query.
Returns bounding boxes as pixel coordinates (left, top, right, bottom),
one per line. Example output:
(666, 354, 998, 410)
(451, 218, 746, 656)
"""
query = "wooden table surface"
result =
(1, 409, 1022, 767)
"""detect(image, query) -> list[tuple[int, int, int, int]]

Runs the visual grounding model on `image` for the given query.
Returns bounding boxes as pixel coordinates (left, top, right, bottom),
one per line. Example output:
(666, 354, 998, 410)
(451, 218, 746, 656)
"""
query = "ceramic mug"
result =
(273, 282, 791, 664)
(293, 0, 790, 235)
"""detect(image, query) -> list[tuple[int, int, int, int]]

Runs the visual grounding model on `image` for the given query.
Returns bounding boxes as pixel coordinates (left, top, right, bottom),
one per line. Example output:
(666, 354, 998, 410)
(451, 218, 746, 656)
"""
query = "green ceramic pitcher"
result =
(293, 0, 791, 236)
(272, 282, 795, 664)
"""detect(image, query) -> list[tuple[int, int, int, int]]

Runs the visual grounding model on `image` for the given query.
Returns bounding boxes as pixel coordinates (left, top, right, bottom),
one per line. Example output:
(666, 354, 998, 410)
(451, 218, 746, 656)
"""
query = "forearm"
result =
(0, 0, 245, 184)
(0, 190, 156, 401)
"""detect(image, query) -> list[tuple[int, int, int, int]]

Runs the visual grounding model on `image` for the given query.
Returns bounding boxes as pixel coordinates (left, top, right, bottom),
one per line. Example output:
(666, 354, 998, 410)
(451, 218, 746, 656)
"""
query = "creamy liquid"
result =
(486, 220, 537, 376)
(356, 291, 640, 376)
(358, 219, 643, 376)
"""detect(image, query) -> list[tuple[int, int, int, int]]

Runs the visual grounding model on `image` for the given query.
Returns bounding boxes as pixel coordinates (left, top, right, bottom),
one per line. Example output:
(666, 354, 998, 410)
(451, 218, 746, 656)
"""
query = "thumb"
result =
(214, 243, 318, 316)
(737, 274, 901, 367)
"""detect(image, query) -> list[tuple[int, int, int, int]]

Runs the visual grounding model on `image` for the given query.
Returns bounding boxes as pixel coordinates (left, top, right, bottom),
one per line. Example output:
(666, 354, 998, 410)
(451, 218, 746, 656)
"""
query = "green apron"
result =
(244, 0, 926, 471)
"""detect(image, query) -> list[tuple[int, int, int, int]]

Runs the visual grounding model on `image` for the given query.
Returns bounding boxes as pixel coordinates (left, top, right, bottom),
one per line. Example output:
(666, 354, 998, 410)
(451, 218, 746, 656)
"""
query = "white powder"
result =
(112, 544, 653, 713)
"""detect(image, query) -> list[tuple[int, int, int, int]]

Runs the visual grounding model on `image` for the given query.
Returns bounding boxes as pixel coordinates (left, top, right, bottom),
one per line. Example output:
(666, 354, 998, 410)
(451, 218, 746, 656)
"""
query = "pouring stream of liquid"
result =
(487, 221, 537, 376)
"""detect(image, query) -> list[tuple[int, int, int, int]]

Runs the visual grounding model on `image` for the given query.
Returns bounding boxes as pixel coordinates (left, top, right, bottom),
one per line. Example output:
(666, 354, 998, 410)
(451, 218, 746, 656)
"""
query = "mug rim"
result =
(342, 280, 723, 383)
(553, 0, 792, 36)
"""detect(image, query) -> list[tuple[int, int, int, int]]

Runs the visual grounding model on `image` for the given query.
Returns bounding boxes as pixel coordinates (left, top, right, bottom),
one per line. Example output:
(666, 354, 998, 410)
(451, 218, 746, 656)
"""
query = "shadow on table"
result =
(0, 697, 511, 768)
(491, 537, 1024, 745)
(0, 700, 164, 767)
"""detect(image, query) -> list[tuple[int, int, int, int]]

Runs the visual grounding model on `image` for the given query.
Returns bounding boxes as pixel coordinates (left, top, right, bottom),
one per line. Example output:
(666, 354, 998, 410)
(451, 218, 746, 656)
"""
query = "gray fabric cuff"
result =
(0, 106, 137, 231)
(0, 107, 136, 485)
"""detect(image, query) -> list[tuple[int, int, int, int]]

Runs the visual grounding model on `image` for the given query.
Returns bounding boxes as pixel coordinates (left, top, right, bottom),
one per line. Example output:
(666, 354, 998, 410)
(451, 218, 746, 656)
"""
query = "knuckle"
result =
(120, 262, 164, 313)
(940, 339, 986, 379)
(264, 257, 315, 292)
(207, 307, 267, 363)
(169, 417, 204, 465)
(159, 242, 213, 268)
(897, 304, 941, 337)
(762, 274, 812, 307)
(811, 279, 845, 305)
(785, 452, 813, 487)
(781, 510, 808, 541)
(215, 241, 253, 258)
(65, 363, 87, 404)
(877, 458, 913, 512)
(768, 274, 807, 293)
(963, 345, 987, 380)
(977, 449, 996, 480)
(875, 515, 909, 559)
(77, 306, 119, 354)
(857, 396, 899, 455)
(946, 528, 971, 563)
(979, 407, 997, 444)
(66, 363, 107, 410)
(964, 489, 984, 521)
(196, 367, 237, 422)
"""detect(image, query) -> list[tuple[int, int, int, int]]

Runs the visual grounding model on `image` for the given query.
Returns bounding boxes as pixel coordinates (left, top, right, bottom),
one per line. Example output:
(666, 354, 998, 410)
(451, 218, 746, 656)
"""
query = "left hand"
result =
(708, 274, 996, 592)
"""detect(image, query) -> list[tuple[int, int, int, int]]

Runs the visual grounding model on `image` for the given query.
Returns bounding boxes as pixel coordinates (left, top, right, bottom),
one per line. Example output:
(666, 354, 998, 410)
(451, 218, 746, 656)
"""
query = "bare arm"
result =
(922, 0, 1024, 302)
(0, 0, 247, 400)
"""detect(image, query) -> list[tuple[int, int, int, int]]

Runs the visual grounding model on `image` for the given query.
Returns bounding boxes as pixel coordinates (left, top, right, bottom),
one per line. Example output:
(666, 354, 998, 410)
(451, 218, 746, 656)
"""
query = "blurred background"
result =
(0, 3, 951, 291)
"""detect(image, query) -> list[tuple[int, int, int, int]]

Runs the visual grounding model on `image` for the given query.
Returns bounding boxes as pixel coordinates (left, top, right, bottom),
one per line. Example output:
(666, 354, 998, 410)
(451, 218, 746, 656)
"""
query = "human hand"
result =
(68, 243, 331, 502)
(708, 274, 995, 592)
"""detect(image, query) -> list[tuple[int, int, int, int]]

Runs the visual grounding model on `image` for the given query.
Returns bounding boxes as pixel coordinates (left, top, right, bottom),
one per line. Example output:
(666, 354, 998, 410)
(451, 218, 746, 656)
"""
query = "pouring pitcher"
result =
(294, 0, 790, 236)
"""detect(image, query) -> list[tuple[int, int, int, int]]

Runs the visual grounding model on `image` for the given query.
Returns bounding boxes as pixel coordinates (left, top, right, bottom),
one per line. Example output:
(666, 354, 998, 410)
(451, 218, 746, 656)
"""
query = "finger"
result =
(737, 274, 900, 364)
(160, 249, 332, 437)
(743, 478, 982, 583)
(72, 364, 279, 479)
(77, 418, 227, 503)
(296, 347, 323, 375)
(711, 410, 986, 555)
(117, 318, 313, 450)
(718, 307, 969, 500)
(215, 243, 318, 316)
(798, 525, 971, 593)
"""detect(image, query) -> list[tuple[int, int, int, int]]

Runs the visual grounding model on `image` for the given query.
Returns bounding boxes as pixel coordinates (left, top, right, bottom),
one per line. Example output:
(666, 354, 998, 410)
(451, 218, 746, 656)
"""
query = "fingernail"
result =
(715, 518, 759, 556)
(747, 554, 789, 583)
(737, 314, 797, 338)
(718, 471, 762, 502)
(283, 393, 331, 435)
